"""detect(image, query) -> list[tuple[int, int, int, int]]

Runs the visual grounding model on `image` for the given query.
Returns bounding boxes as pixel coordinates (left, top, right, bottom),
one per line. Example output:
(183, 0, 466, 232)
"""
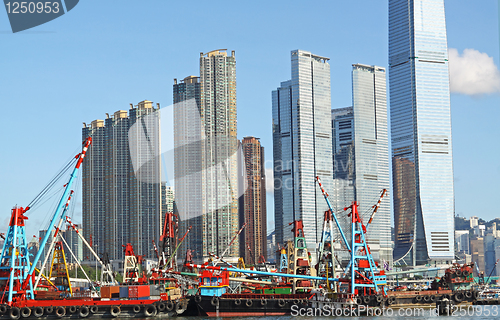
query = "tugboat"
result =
(186, 266, 313, 316)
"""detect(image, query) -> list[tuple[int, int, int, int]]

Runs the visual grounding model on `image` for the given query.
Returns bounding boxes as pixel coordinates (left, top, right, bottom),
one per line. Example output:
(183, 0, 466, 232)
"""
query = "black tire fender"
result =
(68, 306, 77, 314)
(454, 292, 464, 302)
(144, 305, 156, 317)
(166, 301, 174, 312)
(79, 306, 89, 318)
(430, 295, 436, 302)
(0, 305, 8, 314)
(9, 307, 20, 320)
(278, 299, 286, 307)
(211, 296, 219, 306)
(235, 299, 241, 305)
(465, 291, 472, 299)
(89, 305, 98, 314)
(55, 306, 66, 318)
(175, 302, 186, 315)
(415, 295, 422, 302)
(246, 299, 253, 307)
(20, 307, 31, 318)
(157, 302, 166, 312)
(474, 291, 480, 299)
(132, 305, 141, 313)
(110, 306, 120, 317)
(260, 299, 267, 306)
(363, 295, 371, 304)
(194, 295, 202, 303)
(45, 306, 54, 314)
(33, 307, 44, 318)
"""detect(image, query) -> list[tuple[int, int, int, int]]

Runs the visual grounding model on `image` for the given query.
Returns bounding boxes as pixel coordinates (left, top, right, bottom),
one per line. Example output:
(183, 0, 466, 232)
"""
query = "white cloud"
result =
(265, 167, 274, 194)
(449, 48, 500, 95)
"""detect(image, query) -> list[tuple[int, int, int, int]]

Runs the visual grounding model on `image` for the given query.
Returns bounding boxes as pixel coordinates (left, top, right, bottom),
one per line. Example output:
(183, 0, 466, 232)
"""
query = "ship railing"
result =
(221, 293, 310, 300)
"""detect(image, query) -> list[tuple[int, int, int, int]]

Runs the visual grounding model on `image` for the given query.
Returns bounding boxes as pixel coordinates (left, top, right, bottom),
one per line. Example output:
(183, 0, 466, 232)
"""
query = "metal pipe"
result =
(186, 264, 338, 282)
(228, 277, 278, 285)
(385, 267, 445, 276)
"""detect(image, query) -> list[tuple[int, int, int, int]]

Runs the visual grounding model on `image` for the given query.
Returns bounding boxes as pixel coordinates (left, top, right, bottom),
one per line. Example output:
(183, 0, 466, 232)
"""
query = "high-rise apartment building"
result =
(331, 64, 391, 264)
(272, 50, 333, 256)
(389, 0, 455, 265)
(82, 101, 161, 260)
(173, 76, 203, 263)
(200, 50, 239, 259)
(239, 137, 267, 264)
(174, 50, 238, 262)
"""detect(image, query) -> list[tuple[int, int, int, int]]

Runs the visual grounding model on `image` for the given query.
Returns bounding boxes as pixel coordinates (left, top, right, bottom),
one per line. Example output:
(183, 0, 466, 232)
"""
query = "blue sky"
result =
(0, 0, 499, 239)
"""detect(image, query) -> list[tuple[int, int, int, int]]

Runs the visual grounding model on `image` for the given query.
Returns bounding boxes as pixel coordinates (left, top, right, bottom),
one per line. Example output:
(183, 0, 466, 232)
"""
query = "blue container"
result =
(119, 286, 129, 298)
(137, 296, 150, 300)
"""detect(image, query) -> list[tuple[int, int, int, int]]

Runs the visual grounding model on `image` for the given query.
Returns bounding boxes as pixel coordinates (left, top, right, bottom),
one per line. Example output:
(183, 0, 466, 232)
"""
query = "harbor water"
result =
(116, 304, 500, 319)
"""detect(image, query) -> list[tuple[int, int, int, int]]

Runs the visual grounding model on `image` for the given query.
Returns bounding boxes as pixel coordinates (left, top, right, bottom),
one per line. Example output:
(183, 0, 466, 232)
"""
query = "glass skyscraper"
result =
(331, 64, 391, 265)
(272, 50, 333, 256)
(389, 0, 455, 265)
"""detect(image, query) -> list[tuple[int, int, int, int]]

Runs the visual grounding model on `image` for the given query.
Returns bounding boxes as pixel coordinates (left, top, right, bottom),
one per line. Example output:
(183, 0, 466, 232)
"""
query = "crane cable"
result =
(26, 157, 77, 212)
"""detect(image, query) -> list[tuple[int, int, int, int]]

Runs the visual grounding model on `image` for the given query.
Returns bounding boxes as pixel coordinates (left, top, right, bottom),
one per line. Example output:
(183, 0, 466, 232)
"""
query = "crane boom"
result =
(211, 222, 246, 266)
(315, 176, 351, 252)
(65, 215, 116, 284)
(25, 137, 92, 292)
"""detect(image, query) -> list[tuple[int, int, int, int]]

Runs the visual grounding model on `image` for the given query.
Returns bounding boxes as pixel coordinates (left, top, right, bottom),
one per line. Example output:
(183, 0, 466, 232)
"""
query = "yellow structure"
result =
(49, 241, 72, 295)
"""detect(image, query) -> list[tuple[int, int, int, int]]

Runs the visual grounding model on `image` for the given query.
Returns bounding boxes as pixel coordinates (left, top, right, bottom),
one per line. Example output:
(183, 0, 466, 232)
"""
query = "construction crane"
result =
(159, 212, 178, 270)
(315, 176, 387, 295)
(0, 137, 91, 304)
(208, 222, 246, 266)
(65, 216, 116, 285)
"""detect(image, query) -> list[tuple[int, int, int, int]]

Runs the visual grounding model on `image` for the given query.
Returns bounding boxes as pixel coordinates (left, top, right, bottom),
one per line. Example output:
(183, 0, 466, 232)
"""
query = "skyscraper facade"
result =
(82, 101, 161, 260)
(173, 50, 238, 262)
(331, 64, 391, 264)
(173, 76, 203, 263)
(239, 137, 267, 264)
(272, 50, 333, 255)
(389, 0, 455, 265)
(199, 50, 239, 259)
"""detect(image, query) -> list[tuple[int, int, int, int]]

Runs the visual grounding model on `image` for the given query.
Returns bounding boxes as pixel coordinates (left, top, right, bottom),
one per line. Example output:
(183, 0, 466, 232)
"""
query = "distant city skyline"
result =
(1, 2, 498, 254)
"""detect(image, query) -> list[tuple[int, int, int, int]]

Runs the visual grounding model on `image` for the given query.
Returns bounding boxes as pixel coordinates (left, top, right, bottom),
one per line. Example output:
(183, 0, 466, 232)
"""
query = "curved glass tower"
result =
(389, 0, 455, 265)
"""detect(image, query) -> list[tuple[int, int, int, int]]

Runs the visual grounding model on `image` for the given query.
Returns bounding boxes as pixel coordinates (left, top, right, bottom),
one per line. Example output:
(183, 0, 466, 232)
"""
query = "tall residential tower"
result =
(173, 50, 239, 262)
(82, 101, 161, 260)
(389, 0, 455, 265)
(239, 137, 267, 264)
(200, 50, 239, 260)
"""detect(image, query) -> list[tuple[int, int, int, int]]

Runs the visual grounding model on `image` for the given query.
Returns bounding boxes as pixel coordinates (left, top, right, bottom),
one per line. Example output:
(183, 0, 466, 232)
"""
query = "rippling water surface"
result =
(119, 305, 500, 320)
